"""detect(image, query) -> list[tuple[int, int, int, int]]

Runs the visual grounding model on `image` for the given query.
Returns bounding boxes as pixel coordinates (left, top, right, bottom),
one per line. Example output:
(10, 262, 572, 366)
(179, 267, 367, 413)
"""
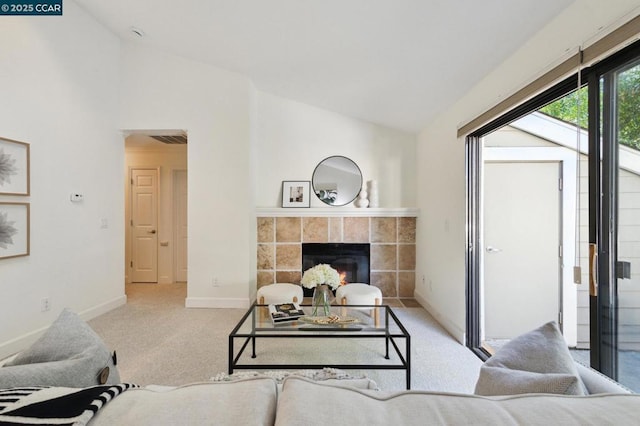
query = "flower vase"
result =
(312, 284, 332, 316)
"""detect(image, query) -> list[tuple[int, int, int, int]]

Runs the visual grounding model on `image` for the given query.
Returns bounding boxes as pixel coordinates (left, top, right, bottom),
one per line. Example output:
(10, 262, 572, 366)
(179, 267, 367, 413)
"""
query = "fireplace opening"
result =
(301, 243, 370, 297)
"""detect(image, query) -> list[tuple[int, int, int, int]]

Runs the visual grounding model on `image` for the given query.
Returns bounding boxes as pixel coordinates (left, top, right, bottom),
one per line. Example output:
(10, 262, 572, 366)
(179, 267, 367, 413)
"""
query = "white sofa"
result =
(0, 366, 634, 426)
(86, 368, 636, 425)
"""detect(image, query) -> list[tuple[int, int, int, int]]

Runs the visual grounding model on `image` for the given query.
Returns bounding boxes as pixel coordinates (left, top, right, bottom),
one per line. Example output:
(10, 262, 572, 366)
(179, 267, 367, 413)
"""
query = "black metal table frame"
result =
(228, 302, 411, 389)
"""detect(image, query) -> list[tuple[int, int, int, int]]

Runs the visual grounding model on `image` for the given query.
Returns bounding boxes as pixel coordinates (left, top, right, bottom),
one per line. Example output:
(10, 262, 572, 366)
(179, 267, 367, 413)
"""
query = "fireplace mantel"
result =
(256, 207, 419, 217)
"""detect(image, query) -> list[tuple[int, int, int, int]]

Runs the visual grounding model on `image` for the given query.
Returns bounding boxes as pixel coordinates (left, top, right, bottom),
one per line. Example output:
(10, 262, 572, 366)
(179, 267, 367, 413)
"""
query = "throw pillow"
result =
(0, 308, 120, 388)
(475, 366, 582, 395)
(474, 321, 586, 396)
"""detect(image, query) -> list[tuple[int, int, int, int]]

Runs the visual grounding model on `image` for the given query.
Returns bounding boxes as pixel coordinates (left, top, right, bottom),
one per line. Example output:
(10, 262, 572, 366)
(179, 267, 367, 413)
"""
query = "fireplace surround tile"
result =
(371, 244, 397, 270)
(276, 244, 301, 269)
(371, 217, 396, 242)
(398, 271, 416, 297)
(302, 217, 328, 242)
(275, 270, 302, 284)
(398, 244, 416, 270)
(257, 244, 274, 270)
(398, 217, 416, 243)
(343, 217, 369, 242)
(329, 217, 343, 242)
(257, 217, 274, 243)
(370, 272, 397, 297)
(257, 213, 416, 298)
(276, 217, 301, 242)
(257, 271, 274, 287)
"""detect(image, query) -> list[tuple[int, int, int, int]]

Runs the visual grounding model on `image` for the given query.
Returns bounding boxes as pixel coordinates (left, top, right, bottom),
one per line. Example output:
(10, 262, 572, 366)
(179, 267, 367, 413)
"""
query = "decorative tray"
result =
(299, 314, 360, 325)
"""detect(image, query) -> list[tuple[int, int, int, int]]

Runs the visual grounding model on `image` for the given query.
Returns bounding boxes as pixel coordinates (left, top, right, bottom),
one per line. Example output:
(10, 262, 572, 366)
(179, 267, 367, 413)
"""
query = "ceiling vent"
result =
(150, 135, 187, 144)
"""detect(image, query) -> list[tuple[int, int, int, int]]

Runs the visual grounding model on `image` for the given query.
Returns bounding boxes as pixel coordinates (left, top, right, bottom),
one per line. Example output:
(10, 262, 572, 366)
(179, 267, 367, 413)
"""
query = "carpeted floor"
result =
(88, 283, 482, 392)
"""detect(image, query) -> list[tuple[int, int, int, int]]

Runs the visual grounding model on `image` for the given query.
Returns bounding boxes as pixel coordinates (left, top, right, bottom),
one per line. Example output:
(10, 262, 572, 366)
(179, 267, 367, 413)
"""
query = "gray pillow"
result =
(474, 321, 586, 396)
(475, 366, 582, 395)
(0, 308, 120, 388)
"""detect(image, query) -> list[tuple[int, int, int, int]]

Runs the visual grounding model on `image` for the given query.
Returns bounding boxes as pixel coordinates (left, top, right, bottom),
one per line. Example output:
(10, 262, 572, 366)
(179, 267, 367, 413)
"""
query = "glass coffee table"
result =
(228, 303, 411, 389)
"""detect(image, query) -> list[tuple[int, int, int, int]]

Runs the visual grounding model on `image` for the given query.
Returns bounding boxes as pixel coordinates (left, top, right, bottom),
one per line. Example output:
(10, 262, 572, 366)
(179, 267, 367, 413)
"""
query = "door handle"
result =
(589, 243, 597, 297)
(148, 230, 157, 234)
(486, 246, 502, 253)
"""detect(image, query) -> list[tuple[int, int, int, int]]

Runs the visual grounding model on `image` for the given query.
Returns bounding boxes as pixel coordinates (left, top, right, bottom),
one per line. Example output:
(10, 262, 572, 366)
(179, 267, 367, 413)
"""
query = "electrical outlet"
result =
(211, 277, 219, 287)
(41, 297, 51, 312)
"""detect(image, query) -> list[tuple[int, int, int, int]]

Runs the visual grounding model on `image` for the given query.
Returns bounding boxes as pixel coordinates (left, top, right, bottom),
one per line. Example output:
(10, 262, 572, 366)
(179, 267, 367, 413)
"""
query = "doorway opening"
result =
(124, 130, 188, 285)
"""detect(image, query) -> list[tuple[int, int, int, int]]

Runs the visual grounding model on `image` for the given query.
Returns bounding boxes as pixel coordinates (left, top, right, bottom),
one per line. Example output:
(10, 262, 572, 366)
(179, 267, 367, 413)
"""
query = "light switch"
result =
(70, 193, 84, 202)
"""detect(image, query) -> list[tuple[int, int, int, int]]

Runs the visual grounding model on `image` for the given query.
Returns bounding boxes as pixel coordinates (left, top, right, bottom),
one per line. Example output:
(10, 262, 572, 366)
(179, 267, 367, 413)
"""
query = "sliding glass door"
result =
(467, 40, 640, 390)
(591, 56, 640, 390)
(614, 60, 640, 391)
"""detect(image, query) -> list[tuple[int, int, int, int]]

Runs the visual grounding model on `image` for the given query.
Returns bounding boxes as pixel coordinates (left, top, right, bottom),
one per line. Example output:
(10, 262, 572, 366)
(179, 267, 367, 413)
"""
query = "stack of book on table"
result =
(268, 303, 305, 323)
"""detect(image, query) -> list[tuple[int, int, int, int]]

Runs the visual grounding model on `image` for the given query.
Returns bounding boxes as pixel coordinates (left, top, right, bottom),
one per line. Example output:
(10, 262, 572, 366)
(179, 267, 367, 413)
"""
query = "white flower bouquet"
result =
(300, 264, 341, 290)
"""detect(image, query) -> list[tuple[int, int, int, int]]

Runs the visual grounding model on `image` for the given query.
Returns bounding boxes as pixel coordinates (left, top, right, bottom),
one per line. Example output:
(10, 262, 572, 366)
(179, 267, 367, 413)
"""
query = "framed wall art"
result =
(0, 137, 30, 196)
(281, 181, 310, 208)
(0, 202, 30, 259)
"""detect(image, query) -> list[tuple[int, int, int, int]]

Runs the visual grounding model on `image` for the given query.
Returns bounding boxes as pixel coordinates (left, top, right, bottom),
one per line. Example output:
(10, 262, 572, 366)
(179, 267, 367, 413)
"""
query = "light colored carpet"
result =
(88, 283, 482, 392)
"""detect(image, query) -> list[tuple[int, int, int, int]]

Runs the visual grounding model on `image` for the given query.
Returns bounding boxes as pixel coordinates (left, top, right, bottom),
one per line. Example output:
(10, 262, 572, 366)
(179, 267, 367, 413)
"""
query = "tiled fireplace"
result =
(257, 215, 416, 298)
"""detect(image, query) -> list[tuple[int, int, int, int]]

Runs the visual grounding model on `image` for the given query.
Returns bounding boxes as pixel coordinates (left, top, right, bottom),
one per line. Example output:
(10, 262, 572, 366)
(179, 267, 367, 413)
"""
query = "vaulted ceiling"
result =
(75, 0, 574, 133)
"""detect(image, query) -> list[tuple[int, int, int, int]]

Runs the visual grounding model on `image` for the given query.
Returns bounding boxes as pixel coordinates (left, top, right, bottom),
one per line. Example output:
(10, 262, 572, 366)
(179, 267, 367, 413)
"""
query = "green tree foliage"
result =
(539, 87, 588, 130)
(617, 65, 640, 150)
(539, 64, 640, 151)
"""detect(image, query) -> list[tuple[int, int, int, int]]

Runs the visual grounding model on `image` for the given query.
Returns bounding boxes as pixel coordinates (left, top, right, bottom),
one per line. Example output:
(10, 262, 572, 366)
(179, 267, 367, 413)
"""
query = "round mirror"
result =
(312, 156, 363, 206)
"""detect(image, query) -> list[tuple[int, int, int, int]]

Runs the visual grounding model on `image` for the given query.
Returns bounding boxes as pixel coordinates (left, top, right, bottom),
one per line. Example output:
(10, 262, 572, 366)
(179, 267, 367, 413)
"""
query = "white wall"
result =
(0, 4, 124, 357)
(415, 0, 640, 343)
(254, 91, 416, 208)
(118, 43, 254, 308)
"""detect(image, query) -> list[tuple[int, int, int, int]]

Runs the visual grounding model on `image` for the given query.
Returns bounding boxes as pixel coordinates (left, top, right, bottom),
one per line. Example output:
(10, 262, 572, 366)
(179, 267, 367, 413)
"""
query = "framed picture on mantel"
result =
(282, 181, 310, 208)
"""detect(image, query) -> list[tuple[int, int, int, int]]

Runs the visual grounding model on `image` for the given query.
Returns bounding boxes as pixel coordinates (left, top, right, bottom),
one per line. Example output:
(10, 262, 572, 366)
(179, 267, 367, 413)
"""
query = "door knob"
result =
(486, 246, 502, 253)
(148, 230, 157, 234)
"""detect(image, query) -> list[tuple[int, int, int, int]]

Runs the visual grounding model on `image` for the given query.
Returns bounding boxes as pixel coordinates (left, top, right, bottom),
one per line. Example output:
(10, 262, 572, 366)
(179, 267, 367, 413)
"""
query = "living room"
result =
(2, 0, 640, 391)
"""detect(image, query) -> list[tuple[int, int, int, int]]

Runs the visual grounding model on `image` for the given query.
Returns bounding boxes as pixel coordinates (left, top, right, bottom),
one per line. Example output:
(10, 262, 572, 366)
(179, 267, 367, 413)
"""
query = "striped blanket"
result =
(0, 384, 137, 425)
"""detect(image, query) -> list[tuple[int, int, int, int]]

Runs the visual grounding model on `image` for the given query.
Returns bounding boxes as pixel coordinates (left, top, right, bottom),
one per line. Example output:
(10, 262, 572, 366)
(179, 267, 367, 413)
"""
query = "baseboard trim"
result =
(414, 290, 466, 345)
(77, 295, 127, 322)
(0, 294, 126, 360)
(185, 297, 251, 309)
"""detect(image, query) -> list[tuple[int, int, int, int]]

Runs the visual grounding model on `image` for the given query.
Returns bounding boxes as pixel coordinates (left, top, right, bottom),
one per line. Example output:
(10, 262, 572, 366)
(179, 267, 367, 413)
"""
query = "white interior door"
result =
(174, 170, 188, 282)
(483, 161, 561, 340)
(131, 168, 159, 283)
